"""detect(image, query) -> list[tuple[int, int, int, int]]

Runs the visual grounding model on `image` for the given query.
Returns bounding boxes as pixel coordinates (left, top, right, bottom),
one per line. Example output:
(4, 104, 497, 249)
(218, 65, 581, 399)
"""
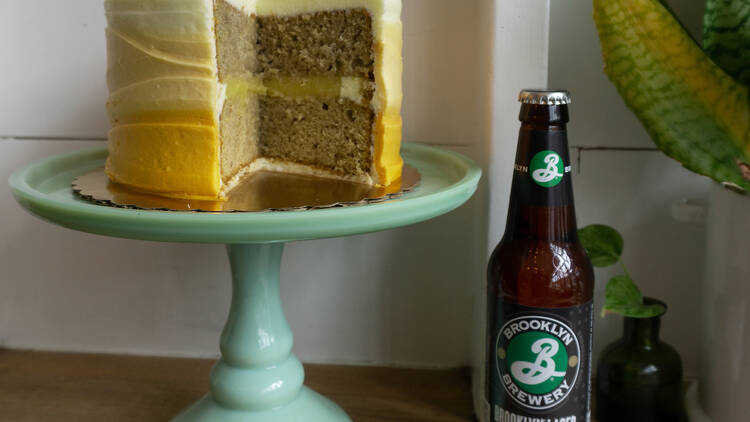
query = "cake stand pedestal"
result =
(9, 143, 481, 422)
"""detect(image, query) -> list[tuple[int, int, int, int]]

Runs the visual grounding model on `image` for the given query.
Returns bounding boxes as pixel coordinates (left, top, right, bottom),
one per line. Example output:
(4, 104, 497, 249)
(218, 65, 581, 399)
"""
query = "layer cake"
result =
(104, 0, 403, 200)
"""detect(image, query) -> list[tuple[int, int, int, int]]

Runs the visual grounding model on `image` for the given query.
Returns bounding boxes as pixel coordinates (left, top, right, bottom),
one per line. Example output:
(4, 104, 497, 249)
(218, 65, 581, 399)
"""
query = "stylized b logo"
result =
(510, 338, 567, 385)
(530, 151, 565, 187)
(532, 154, 564, 183)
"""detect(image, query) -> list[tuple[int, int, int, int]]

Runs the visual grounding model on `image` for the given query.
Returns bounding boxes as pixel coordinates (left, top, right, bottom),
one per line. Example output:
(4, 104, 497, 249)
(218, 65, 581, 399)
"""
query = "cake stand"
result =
(9, 143, 481, 422)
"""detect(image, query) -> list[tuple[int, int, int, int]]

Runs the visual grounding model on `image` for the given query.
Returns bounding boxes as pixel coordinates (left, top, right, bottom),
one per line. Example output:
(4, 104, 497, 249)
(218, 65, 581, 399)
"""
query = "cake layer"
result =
(215, 0, 258, 79)
(259, 97, 375, 180)
(257, 9, 374, 78)
(219, 92, 260, 183)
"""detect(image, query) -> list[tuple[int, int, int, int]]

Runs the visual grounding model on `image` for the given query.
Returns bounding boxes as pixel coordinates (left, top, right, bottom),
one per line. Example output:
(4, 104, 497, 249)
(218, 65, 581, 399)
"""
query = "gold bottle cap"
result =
(518, 89, 572, 105)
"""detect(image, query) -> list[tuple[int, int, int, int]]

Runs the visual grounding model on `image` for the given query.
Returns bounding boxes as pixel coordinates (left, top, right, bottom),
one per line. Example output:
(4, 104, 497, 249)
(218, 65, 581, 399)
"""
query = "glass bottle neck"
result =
(623, 316, 661, 349)
(504, 124, 579, 242)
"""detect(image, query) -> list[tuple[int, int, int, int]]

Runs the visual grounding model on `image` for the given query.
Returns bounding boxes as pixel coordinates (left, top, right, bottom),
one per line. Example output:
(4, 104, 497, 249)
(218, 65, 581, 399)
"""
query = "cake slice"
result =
(104, 0, 403, 200)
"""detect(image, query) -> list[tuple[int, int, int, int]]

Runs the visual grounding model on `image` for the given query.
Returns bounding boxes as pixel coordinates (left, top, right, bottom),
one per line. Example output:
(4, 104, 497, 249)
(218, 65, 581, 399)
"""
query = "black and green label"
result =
(512, 129, 573, 207)
(488, 302, 593, 421)
(530, 150, 566, 188)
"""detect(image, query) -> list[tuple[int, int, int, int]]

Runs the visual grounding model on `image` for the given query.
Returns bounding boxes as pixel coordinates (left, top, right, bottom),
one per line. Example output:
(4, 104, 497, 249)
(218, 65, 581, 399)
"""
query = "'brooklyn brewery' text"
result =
(488, 310, 591, 422)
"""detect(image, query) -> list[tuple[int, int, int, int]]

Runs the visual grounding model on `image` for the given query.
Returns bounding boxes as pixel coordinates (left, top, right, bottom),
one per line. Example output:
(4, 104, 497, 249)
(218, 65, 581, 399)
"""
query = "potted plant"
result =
(592, 0, 750, 419)
(579, 224, 685, 422)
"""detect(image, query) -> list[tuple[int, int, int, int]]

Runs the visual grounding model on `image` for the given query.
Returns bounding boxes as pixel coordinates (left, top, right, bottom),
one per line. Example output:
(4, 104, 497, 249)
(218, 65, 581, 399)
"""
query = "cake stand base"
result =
(168, 244, 351, 422)
(173, 388, 350, 422)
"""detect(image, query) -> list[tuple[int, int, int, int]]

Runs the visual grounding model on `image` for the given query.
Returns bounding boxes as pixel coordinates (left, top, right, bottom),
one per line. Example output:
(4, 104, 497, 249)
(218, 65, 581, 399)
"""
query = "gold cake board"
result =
(73, 165, 421, 212)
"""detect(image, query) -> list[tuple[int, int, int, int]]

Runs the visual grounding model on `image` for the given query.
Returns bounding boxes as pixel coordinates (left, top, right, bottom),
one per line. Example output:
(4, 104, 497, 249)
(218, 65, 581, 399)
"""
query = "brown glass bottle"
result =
(485, 90, 594, 422)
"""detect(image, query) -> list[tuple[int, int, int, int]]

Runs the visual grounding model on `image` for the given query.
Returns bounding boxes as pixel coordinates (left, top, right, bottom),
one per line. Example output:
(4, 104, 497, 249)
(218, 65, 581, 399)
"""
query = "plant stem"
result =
(619, 259, 631, 279)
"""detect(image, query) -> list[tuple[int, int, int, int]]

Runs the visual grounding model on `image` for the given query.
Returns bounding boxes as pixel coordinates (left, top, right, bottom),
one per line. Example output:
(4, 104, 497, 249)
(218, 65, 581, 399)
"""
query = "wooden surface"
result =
(0, 350, 475, 422)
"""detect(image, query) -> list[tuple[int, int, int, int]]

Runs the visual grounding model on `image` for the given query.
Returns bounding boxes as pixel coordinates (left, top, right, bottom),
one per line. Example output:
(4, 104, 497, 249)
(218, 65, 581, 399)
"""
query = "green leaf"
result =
(578, 224, 624, 268)
(604, 275, 642, 310)
(704, 0, 750, 87)
(593, 0, 750, 191)
(602, 275, 666, 318)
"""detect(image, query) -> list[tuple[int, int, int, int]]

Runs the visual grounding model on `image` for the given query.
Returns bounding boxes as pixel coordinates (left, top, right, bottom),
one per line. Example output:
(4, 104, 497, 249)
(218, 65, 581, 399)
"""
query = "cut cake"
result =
(104, 0, 403, 200)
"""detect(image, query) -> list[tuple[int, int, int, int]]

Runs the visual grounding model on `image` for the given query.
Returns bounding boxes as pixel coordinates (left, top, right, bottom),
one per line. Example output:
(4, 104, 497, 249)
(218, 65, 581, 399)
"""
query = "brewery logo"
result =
(530, 151, 569, 188)
(495, 315, 580, 410)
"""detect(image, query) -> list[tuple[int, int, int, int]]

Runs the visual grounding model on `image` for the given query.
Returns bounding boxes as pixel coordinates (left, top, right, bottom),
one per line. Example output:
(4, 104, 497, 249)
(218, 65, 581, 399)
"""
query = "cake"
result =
(104, 0, 403, 200)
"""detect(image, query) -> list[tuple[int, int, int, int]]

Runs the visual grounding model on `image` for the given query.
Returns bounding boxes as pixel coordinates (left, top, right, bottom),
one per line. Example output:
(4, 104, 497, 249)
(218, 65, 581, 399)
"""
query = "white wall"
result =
(0, 0, 489, 367)
(0, 1, 109, 138)
(549, 0, 710, 378)
(472, 1, 551, 420)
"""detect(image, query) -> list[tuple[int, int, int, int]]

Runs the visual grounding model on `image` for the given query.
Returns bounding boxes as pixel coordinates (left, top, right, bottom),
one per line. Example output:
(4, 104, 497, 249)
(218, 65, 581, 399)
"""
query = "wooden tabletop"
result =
(0, 350, 475, 422)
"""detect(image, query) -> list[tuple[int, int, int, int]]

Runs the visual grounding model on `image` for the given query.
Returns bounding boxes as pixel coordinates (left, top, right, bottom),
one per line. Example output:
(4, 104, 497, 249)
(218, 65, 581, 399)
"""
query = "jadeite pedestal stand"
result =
(9, 143, 481, 422)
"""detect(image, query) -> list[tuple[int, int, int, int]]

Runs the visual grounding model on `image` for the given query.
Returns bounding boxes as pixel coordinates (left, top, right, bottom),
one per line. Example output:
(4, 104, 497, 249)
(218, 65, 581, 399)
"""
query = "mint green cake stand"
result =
(9, 143, 481, 422)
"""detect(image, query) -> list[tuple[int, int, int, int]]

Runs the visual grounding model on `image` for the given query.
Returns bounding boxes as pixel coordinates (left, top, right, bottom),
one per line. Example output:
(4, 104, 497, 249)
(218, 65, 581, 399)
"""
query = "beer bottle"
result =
(486, 90, 594, 422)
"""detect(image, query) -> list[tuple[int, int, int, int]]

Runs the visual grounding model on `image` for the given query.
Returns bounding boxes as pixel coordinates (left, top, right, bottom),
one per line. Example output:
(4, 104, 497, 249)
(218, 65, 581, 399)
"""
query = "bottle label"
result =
(513, 129, 573, 206)
(530, 150, 566, 188)
(488, 302, 593, 421)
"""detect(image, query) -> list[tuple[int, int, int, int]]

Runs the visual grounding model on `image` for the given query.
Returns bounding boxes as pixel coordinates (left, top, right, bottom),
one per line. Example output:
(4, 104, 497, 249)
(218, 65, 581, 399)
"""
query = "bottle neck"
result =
(623, 316, 661, 349)
(504, 123, 579, 242)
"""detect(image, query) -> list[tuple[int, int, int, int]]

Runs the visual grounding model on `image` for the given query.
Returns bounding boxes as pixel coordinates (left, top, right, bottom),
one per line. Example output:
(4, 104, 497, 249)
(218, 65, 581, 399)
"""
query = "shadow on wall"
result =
(403, 0, 483, 147)
(283, 190, 486, 367)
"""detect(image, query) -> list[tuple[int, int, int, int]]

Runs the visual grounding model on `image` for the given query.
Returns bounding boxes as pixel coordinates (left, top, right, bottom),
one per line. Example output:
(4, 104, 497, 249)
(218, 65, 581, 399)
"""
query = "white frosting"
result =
(223, 0, 401, 34)
(107, 27, 213, 70)
(215, 82, 227, 123)
(105, 0, 216, 41)
(222, 0, 256, 15)
(340, 77, 364, 104)
(224, 0, 399, 18)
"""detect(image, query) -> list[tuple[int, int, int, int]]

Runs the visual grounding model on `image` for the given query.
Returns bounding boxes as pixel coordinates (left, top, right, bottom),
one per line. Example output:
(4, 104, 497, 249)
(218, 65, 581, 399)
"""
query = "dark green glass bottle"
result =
(595, 298, 685, 422)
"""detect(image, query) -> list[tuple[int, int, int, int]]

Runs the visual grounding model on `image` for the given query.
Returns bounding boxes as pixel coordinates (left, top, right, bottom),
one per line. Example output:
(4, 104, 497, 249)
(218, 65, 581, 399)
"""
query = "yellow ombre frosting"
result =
(107, 76, 217, 125)
(104, 0, 403, 199)
(105, 0, 221, 198)
(108, 124, 221, 199)
(374, 18, 403, 186)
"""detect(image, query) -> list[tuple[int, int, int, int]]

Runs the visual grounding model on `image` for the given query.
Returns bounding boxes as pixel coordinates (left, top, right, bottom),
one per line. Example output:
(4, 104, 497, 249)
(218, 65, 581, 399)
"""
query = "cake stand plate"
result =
(9, 143, 482, 422)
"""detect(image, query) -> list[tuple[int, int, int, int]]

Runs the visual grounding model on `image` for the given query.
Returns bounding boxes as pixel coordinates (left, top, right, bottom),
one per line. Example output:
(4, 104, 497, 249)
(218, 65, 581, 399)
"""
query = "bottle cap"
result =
(518, 89, 572, 105)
